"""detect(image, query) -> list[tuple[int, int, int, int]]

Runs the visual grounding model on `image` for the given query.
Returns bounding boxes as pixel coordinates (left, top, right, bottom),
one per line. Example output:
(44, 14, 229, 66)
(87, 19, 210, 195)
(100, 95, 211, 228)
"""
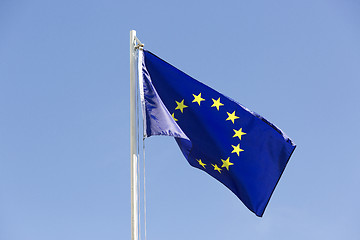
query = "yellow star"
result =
(171, 113, 178, 121)
(192, 93, 205, 106)
(197, 159, 206, 169)
(211, 97, 224, 111)
(221, 157, 234, 171)
(212, 164, 222, 173)
(233, 128, 246, 140)
(175, 99, 188, 113)
(226, 111, 239, 124)
(231, 144, 244, 156)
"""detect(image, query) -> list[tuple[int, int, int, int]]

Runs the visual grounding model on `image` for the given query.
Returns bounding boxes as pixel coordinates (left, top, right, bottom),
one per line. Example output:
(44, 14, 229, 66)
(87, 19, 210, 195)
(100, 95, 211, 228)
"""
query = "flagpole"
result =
(130, 29, 139, 240)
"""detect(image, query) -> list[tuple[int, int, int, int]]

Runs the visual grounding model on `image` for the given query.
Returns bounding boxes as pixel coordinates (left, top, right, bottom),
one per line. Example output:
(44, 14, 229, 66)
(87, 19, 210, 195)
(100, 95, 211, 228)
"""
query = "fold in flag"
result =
(139, 50, 296, 217)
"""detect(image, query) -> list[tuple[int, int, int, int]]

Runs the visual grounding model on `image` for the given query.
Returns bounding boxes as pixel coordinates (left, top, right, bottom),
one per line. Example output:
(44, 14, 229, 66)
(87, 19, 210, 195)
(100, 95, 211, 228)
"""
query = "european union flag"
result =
(139, 50, 296, 217)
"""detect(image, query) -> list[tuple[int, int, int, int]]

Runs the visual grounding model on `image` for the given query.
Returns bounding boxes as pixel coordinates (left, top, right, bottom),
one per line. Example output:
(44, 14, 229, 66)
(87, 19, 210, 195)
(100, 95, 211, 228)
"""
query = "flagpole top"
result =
(130, 30, 144, 50)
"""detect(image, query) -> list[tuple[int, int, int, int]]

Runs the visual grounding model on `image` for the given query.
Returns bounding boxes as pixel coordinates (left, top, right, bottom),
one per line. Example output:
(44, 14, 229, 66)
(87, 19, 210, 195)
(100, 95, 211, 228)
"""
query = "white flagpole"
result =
(130, 29, 139, 240)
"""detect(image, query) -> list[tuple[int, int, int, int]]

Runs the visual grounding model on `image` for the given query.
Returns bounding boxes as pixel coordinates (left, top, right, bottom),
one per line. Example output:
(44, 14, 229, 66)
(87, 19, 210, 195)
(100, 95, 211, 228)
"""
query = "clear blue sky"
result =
(1, 0, 359, 239)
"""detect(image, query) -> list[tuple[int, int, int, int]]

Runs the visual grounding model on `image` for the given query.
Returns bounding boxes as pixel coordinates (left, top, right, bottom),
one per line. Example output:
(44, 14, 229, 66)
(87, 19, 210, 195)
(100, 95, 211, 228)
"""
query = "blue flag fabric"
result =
(140, 50, 296, 217)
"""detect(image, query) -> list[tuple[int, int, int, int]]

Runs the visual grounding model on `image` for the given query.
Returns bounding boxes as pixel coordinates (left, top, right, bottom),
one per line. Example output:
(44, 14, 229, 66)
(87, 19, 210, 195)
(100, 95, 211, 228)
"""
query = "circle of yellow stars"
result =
(171, 92, 247, 174)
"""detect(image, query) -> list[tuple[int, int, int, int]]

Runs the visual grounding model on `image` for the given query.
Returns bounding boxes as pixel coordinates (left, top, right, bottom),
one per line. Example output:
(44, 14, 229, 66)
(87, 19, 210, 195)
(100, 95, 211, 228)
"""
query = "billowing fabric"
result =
(140, 50, 296, 217)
